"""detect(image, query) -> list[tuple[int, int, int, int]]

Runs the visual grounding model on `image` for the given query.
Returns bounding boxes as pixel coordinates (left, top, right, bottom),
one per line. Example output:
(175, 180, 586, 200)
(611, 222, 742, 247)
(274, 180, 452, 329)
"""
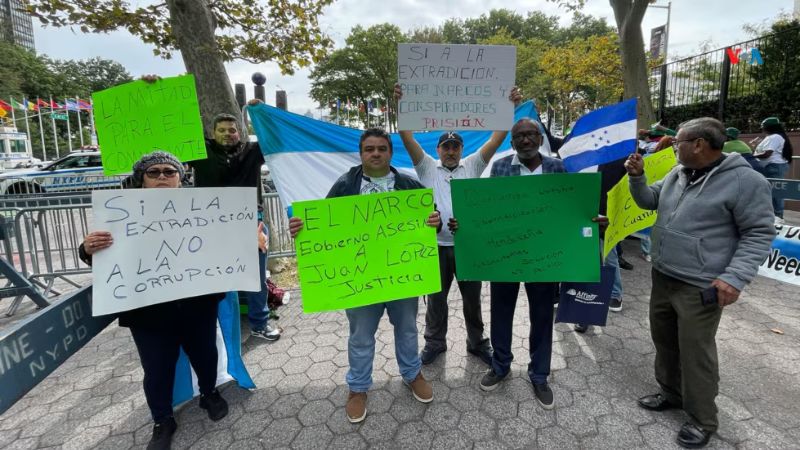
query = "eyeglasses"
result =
(144, 169, 180, 179)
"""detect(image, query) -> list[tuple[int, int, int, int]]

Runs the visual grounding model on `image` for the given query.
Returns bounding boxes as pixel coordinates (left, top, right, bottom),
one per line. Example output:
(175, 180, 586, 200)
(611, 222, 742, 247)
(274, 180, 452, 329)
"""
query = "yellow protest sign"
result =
(603, 149, 677, 257)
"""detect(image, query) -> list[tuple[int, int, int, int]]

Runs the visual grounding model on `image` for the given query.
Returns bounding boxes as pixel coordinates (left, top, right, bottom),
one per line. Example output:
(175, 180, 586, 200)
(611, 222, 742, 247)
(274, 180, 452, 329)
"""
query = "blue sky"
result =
(33, 0, 795, 115)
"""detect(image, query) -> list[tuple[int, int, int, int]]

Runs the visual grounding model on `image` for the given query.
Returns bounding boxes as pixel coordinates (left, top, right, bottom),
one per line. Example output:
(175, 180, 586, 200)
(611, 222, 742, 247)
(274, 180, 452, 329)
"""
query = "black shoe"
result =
(147, 417, 177, 450)
(199, 389, 229, 421)
(533, 382, 555, 410)
(420, 346, 446, 365)
(609, 298, 622, 312)
(479, 369, 506, 391)
(676, 422, 713, 448)
(467, 347, 493, 366)
(637, 393, 679, 411)
(618, 257, 634, 270)
(574, 323, 588, 334)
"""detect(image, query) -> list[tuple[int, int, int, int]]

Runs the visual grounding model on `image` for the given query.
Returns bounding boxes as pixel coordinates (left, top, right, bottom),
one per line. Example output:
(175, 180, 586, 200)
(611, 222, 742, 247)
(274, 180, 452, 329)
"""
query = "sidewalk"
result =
(1, 240, 798, 449)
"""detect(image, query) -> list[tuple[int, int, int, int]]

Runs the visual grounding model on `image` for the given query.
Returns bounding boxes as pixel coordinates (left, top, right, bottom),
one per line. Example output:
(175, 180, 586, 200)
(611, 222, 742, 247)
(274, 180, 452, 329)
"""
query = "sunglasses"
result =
(144, 168, 180, 179)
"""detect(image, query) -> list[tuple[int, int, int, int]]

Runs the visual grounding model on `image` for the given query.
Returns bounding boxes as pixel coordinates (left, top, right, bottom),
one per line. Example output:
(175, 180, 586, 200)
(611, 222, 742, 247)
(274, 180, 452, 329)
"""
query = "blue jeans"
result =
(605, 246, 623, 300)
(763, 162, 789, 218)
(490, 281, 557, 384)
(345, 298, 421, 392)
(640, 236, 651, 256)
(242, 221, 269, 331)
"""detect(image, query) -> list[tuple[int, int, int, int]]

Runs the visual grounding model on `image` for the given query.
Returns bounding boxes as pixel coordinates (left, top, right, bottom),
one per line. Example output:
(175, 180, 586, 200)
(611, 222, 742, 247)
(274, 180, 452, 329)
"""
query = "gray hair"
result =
(678, 117, 726, 150)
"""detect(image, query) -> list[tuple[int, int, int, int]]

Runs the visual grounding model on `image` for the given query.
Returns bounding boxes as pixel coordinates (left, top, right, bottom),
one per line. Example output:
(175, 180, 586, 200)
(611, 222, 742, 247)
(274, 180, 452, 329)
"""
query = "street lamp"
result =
(648, 1, 672, 63)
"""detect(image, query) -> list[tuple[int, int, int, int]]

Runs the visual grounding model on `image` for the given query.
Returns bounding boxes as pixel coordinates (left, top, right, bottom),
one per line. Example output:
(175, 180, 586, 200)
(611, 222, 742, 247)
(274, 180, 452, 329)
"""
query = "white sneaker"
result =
(775, 216, 786, 225)
(282, 291, 291, 305)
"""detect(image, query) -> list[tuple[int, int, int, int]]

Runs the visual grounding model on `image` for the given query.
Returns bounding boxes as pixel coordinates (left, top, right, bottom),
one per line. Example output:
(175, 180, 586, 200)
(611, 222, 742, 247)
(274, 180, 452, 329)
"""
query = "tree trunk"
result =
(611, 0, 656, 128)
(166, 0, 240, 136)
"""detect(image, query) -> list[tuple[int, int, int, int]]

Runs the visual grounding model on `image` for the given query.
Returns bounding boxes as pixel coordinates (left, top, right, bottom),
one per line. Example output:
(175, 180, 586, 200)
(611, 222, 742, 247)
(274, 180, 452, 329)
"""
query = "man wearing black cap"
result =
(394, 84, 521, 365)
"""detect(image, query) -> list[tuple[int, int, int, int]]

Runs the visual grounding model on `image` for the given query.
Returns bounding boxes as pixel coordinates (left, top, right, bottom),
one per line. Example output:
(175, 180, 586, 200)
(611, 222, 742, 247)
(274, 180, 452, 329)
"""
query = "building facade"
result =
(1, 0, 35, 51)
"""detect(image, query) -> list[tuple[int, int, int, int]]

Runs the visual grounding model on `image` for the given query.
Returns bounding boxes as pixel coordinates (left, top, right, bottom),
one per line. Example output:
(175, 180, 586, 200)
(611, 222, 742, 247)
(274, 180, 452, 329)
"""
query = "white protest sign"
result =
(91, 187, 260, 316)
(759, 224, 800, 286)
(397, 43, 517, 131)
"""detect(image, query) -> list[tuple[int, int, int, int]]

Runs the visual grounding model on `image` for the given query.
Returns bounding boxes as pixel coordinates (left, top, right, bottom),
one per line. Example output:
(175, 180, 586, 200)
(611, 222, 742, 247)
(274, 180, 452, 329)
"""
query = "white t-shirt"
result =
(511, 154, 544, 176)
(360, 172, 395, 194)
(755, 134, 787, 165)
(414, 152, 487, 246)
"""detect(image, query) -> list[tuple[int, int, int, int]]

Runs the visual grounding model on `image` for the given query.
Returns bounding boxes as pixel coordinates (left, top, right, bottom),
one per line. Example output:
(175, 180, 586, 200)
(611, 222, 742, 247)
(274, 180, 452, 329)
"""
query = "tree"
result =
(310, 24, 406, 129)
(23, 0, 334, 133)
(609, 0, 656, 127)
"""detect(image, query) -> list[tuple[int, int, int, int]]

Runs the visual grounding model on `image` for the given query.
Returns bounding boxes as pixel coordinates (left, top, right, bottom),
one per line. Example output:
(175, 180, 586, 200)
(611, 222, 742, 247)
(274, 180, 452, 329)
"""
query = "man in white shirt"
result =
(395, 84, 520, 365)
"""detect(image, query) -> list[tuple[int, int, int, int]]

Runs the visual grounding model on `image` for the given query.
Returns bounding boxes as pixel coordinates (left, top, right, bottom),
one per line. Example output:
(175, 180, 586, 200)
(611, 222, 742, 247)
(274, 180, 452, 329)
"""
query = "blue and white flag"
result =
(172, 292, 255, 406)
(558, 99, 638, 173)
(249, 101, 549, 208)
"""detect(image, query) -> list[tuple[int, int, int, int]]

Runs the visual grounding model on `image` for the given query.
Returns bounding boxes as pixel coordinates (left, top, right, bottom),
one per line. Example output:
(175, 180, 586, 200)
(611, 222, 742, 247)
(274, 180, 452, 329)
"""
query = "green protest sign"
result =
(92, 74, 207, 175)
(452, 173, 601, 282)
(293, 189, 441, 313)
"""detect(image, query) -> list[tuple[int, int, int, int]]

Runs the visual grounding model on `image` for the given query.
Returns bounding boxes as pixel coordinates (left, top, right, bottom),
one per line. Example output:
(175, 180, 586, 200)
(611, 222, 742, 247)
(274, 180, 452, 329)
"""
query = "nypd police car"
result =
(0, 150, 125, 195)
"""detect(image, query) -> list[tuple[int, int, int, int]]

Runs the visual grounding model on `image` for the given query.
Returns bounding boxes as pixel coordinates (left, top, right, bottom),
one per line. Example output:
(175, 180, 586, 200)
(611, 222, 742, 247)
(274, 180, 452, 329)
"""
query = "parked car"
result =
(0, 149, 125, 195)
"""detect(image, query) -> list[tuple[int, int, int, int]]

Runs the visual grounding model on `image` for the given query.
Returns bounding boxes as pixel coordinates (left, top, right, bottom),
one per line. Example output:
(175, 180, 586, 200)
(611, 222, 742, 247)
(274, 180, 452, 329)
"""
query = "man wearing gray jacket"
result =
(624, 117, 775, 449)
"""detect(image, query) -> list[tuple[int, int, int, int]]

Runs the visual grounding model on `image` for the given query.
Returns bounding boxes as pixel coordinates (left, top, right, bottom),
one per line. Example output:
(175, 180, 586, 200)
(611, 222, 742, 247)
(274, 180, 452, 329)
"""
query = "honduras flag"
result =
(558, 98, 638, 173)
(248, 101, 550, 207)
(172, 292, 255, 406)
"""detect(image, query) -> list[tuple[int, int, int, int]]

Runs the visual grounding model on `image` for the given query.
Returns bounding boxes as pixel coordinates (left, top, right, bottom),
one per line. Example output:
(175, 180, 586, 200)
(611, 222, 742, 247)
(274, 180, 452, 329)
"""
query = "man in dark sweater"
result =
(190, 109, 280, 341)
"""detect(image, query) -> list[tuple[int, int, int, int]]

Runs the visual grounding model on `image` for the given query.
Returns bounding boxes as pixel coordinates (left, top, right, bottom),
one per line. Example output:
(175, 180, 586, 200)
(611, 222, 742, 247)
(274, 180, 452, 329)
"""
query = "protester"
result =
(722, 127, 761, 172)
(288, 128, 441, 424)
(753, 117, 793, 222)
(461, 117, 562, 410)
(393, 84, 521, 366)
(79, 152, 233, 450)
(574, 157, 626, 333)
(191, 109, 281, 341)
(625, 117, 775, 448)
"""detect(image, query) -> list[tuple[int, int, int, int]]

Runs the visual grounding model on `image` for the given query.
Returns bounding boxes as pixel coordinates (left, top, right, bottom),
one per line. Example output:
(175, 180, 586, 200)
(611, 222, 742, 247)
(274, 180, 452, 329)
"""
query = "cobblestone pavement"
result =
(1, 240, 799, 449)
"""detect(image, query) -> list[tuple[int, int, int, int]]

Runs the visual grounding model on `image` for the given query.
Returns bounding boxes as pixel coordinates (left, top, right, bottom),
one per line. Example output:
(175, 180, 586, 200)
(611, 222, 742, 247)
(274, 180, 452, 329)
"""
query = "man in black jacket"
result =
(290, 128, 441, 424)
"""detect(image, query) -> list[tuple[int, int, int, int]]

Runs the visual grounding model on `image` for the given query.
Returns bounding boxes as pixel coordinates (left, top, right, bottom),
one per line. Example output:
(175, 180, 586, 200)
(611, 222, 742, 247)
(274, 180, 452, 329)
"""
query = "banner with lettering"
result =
(759, 224, 800, 286)
(91, 187, 260, 316)
(451, 173, 601, 282)
(603, 150, 677, 257)
(292, 189, 440, 313)
(92, 74, 207, 175)
(397, 43, 516, 131)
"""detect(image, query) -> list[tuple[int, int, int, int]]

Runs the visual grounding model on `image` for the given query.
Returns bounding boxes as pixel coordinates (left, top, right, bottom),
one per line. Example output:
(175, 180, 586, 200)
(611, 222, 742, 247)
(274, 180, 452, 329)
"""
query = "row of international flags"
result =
(0, 97, 93, 118)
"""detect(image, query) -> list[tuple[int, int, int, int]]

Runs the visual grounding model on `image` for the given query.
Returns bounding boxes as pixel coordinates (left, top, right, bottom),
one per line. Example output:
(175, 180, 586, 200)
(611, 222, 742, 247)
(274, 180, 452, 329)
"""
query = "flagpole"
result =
(8, 97, 17, 126)
(35, 98, 47, 161)
(62, 96, 73, 152)
(88, 98, 96, 145)
(49, 96, 60, 158)
(14, 97, 33, 153)
(74, 96, 85, 146)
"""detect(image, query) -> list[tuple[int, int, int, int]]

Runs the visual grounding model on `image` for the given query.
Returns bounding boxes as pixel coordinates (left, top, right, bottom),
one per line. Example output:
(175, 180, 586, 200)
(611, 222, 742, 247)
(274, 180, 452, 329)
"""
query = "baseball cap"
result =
(761, 117, 781, 128)
(438, 132, 463, 147)
(725, 127, 740, 139)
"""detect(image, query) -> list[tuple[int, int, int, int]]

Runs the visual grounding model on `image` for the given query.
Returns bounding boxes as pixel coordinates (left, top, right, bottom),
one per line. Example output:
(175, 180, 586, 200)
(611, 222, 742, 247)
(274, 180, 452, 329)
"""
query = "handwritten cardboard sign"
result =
(603, 149, 677, 257)
(293, 189, 441, 313)
(397, 43, 516, 131)
(452, 173, 601, 282)
(92, 74, 207, 175)
(91, 187, 259, 316)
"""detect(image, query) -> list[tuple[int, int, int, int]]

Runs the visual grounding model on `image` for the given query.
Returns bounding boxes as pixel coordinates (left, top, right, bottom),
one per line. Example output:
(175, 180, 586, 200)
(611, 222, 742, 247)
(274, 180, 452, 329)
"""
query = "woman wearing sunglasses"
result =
(79, 151, 262, 450)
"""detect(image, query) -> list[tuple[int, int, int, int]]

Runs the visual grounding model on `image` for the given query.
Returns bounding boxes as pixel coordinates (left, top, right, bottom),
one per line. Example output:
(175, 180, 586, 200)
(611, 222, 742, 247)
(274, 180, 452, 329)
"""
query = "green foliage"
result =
(22, 0, 334, 74)
(309, 24, 406, 128)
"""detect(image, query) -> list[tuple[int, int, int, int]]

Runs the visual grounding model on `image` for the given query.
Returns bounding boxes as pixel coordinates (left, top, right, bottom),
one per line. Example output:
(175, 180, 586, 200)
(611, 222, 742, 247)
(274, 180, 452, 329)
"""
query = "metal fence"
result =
(0, 183, 295, 316)
(651, 24, 800, 133)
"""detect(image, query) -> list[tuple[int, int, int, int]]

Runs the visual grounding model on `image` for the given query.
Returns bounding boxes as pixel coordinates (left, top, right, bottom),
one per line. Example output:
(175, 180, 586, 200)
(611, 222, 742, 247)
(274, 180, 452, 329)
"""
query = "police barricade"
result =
(262, 192, 295, 258)
(0, 286, 114, 415)
(0, 193, 93, 316)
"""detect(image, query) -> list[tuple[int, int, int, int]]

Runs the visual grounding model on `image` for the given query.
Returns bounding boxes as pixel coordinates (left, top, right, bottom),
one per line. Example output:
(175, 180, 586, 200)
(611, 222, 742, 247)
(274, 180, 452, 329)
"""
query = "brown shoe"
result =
(346, 391, 367, 423)
(407, 372, 433, 403)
